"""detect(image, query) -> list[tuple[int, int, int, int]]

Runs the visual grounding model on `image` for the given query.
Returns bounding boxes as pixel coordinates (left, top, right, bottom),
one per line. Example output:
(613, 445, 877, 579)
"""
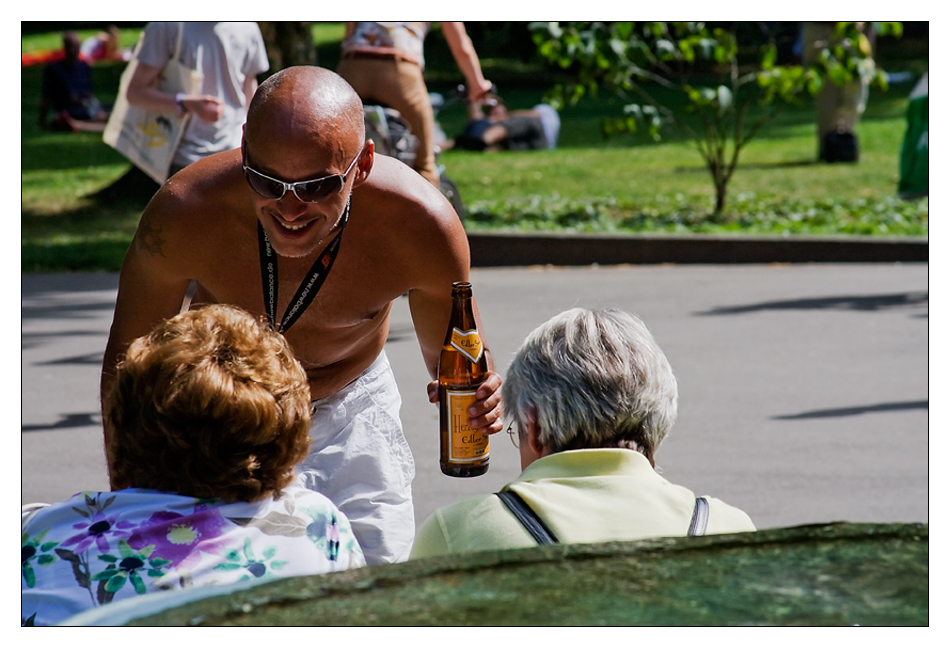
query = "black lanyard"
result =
(257, 201, 350, 334)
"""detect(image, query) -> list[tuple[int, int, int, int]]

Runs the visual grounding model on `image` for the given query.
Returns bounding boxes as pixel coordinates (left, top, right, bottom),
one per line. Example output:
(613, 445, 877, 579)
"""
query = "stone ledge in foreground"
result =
(97, 522, 929, 627)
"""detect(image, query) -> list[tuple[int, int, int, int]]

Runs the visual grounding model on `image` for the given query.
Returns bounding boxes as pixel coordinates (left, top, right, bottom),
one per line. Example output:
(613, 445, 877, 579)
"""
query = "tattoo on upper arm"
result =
(137, 222, 167, 257)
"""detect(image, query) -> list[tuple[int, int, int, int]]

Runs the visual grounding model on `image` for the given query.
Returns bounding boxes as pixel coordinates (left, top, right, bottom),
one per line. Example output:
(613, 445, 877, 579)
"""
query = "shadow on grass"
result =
(674, 158, 820, 173)
(22, 239, 133, 273)
(22, 167, 156, 272)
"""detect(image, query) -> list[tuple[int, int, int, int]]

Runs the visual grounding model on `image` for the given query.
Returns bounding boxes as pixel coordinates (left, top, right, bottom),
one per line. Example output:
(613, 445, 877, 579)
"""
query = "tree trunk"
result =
(708, 158, 729, 214)
(258, 22, 316, 74)
(715, 182, 727, 213)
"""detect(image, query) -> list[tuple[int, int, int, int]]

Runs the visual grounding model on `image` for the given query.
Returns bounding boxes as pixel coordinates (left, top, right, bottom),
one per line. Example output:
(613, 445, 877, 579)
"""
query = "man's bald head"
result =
(246, 66, 365, 156)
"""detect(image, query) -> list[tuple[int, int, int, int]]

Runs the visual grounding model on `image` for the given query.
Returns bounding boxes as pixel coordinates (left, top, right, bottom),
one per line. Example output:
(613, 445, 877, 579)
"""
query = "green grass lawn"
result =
(21, 25, 928, 271)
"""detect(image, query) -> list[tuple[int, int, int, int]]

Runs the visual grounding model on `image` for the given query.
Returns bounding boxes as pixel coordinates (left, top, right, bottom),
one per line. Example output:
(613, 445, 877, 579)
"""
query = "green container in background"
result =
(899, 73, 928, 200)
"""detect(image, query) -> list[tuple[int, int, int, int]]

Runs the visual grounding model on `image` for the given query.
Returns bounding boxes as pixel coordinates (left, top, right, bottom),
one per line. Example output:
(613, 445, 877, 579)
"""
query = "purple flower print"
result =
(128, 508, 232, 568)
(62, 511, 135, 555)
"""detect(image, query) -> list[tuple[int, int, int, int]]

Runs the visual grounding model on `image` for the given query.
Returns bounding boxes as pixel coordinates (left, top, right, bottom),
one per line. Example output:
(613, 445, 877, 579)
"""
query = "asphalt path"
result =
(21, 263, 929, 532)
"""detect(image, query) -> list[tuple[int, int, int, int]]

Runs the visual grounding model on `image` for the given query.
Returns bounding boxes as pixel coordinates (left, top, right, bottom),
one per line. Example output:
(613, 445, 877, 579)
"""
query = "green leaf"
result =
(117, 540, 135, 558)
(829, 66, 853, 85)
(37, 555, 56, 566)
(92, 569, 119, 581)
(214, 563, 242, 571)
(679, 39, 694, 62)
(23, 563, 36, 588)
(130, 571, 147, 595)
(655, 39, 676, 59)
(105, 573, 127, 593)
(762, 43, 777, 70)
(97, 578, 117, 605)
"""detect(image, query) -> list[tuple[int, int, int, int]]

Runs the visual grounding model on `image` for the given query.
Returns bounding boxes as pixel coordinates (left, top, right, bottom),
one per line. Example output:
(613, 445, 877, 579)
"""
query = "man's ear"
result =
(526, 407, 546, 456)
(353, 139, 374, 187)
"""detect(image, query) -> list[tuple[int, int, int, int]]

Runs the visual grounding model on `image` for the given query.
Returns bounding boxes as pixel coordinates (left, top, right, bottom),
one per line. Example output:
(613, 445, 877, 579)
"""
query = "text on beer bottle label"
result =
(450, 328, 484, 363)
(446, 389, 489, 462)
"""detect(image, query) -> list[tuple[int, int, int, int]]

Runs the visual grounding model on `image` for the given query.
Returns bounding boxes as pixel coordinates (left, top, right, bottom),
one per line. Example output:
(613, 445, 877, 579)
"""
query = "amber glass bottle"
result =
(438, 282, 490, 477)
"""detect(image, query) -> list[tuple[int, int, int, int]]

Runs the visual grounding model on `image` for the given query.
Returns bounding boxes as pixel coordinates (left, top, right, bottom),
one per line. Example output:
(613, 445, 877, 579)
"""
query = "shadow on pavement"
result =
(774, 400, 928, 420)
(21, 300, 119, 322)
(695, 292, 928, 316)
(21, 274, 119, 298)
(35, 352, 105, 366)
(22, 412, 101, 433)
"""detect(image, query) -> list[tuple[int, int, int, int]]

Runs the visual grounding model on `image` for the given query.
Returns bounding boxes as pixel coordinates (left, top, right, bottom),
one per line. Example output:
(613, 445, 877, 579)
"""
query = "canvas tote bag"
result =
(103, 23, 203, 183)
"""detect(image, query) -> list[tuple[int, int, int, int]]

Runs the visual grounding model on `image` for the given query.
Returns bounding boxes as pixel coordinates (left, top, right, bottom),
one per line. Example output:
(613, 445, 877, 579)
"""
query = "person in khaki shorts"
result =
(410, 308, 755, 559)
(338, 22, 493, 186)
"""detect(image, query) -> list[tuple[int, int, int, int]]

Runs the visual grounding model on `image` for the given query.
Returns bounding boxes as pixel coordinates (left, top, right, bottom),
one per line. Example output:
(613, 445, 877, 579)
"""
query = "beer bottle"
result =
(439, 282, 490, 477)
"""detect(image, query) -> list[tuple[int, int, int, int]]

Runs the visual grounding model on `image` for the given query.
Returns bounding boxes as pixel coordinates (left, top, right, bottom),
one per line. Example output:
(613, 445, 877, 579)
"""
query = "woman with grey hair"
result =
(410, 308, 754, 558)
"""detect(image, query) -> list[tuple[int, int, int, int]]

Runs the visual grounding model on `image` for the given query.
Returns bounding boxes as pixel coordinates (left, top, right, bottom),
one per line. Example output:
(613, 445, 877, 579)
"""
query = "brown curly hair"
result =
(104, 304, 311, 503)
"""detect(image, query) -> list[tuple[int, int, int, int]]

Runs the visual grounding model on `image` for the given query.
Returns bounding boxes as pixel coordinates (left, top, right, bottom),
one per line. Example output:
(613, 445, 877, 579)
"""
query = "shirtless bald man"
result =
(100, 66, 503, 565)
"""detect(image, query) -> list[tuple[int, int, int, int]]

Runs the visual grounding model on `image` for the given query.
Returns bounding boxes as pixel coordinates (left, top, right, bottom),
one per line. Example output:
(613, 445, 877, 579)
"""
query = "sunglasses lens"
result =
(245, 168, 285, 200)
(296, 176, 343, 203)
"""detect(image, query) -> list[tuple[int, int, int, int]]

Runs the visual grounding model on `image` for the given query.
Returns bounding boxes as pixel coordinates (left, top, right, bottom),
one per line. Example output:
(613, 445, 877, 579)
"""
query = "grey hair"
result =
(502, 308, 678, 463)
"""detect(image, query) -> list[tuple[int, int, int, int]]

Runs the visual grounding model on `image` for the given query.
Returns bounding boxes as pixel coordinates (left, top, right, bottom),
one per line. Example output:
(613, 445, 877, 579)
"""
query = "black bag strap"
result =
(688, 496, 709, 536)
(496, 490, 559, 545)
(497, 491, 709, 544)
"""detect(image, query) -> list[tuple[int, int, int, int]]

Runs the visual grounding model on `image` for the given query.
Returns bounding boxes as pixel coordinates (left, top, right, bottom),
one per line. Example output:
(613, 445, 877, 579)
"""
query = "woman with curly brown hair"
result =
(22, 305, 364, 627)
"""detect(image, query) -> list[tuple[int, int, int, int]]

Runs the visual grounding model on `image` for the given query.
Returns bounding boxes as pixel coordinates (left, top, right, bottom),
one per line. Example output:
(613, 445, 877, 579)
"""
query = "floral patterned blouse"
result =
(341, 22, 430, 67)
(22, 487, 365, 626)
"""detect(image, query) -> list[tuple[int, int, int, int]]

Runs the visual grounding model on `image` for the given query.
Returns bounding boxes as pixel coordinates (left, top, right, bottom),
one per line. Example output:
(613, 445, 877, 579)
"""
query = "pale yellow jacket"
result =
(410, 448, 756, 559)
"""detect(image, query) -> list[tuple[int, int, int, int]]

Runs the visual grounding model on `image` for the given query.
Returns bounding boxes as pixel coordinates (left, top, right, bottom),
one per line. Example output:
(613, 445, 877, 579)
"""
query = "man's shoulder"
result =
(704, 496, 757, 534)
(356, 156, 459, 225)
(144, 152, 250, 230)
(410, 491, 538, 559)
(428, 492, 507, 528)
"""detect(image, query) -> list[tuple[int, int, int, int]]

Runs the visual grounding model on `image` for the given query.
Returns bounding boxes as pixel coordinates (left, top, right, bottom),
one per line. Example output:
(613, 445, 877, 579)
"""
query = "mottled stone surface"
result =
(131, 523, 928, 626)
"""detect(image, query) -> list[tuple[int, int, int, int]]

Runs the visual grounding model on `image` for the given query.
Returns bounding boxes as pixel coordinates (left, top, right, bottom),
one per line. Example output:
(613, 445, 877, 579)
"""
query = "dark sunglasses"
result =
(243, 149, 362, 203)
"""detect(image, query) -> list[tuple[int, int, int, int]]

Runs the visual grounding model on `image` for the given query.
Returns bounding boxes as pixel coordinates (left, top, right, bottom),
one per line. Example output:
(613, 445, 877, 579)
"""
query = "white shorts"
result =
(295, 351, 415, 565)
(532, 103, 561, 149)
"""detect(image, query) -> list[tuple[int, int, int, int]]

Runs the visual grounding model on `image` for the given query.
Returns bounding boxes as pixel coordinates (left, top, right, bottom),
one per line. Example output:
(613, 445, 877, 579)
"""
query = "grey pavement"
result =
(22, 263, 929, 532)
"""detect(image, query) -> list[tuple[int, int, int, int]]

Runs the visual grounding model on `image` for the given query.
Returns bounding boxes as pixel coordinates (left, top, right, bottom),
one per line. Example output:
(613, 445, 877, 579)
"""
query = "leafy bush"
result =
(466, 193, 928, 237)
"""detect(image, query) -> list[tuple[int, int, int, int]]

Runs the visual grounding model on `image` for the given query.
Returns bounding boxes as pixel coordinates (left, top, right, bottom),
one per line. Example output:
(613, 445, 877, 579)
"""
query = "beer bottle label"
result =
(450, 328, 484, 363)
(446, 389, 489, 462)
